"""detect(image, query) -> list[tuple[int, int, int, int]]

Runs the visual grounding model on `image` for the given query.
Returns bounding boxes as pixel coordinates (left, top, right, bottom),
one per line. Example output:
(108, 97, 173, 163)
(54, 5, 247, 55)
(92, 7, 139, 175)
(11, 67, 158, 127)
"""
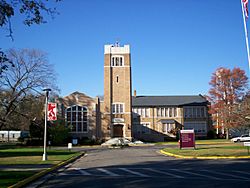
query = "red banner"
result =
(48, 103, 57, 121)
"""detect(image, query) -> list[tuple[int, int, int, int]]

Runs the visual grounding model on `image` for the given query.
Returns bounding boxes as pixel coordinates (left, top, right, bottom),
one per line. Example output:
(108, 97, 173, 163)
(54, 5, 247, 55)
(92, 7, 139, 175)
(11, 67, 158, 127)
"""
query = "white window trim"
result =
(111, 55, 124, 67)
(112, 102, 125, 114)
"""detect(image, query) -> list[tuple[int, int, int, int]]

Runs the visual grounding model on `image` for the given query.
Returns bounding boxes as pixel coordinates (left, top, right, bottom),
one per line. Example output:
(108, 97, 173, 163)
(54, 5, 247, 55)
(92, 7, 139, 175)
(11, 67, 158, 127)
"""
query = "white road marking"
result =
(97, 168, 120, 176)
(79, 169, 92, 176)
(68, 168, 91, 175)
(201, 170, 250, 180)
(119, 168, 149, 177)
(145, 168, 184, 178)
(231, 170, 250, 176)
(170, 169, 221, 180)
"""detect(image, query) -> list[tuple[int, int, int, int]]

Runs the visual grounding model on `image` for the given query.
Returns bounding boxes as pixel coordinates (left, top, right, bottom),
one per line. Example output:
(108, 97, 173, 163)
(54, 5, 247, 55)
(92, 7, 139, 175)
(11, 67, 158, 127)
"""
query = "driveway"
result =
(28, 145, 250, 188)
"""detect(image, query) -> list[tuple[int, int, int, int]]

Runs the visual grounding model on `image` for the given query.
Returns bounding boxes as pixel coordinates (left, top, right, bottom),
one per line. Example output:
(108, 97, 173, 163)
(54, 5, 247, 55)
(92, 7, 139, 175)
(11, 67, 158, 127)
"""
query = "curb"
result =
(8, 152, 85, 188)
(160, 150, 250, 159)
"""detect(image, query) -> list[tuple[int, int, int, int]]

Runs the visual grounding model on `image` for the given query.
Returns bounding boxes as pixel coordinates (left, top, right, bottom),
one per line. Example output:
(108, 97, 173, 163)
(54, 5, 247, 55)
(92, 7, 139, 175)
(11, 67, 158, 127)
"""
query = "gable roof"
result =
(132, 95, 208, 107)
(58, 91, 95, 107)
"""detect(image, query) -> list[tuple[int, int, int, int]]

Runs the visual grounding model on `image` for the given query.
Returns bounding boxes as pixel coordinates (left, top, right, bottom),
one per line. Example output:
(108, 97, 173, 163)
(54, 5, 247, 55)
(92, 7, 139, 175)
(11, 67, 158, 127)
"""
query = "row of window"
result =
(133, 107, 207, 118)
(184, 122, 207, 133)
(157, 107, 177, 118)
(133, 107, 177, 118)
(133, 122, 207, 135)
(184, 107, 206, 118)
(132, 108, 150, 117)
(134, 122, 175, 134)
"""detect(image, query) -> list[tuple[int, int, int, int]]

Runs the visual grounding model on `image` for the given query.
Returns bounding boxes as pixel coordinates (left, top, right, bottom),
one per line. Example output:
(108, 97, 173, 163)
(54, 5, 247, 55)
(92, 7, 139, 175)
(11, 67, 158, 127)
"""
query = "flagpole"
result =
(241, 0, 250, 70)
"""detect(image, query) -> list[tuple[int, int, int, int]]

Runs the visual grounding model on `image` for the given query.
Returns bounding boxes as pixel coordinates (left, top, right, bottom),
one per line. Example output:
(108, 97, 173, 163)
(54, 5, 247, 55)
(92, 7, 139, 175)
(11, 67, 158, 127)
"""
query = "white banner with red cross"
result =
(48, 103, 57, 121)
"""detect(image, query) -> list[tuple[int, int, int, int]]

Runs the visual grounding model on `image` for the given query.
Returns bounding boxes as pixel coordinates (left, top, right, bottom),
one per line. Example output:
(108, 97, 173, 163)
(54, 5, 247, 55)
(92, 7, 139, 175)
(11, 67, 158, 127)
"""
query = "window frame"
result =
(66, 105, 88, 133)
(111, 55, 124, 67)
(112, 103, 125, 114)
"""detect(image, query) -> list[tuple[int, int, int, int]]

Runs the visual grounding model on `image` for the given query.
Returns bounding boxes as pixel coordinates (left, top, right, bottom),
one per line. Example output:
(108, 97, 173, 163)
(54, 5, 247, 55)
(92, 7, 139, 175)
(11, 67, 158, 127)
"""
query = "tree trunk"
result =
(226, 127, 229, 140)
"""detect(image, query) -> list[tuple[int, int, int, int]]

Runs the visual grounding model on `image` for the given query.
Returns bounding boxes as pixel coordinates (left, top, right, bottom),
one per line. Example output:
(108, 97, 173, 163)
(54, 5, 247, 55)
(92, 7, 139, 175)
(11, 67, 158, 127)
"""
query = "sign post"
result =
(244, 142, 250, 155)
(179, 130, 195, 149)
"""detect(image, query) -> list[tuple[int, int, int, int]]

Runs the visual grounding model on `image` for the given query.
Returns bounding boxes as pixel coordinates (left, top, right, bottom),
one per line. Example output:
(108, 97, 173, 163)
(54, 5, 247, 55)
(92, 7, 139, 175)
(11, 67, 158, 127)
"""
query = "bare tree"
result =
(207, 67, 248, 139)
(0, 48, 58, 130)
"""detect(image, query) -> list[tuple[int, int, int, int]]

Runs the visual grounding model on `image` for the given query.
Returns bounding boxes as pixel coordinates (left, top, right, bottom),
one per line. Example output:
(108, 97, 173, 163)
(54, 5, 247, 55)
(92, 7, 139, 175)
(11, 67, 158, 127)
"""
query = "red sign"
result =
(48, 103, 57, 121)
(179, 130, 195, 149)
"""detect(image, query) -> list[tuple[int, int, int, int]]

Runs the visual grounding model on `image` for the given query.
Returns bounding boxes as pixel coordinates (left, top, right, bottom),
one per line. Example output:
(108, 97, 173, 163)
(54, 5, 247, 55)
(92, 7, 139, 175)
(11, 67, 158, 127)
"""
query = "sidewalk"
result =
(0, 164, 53, 171)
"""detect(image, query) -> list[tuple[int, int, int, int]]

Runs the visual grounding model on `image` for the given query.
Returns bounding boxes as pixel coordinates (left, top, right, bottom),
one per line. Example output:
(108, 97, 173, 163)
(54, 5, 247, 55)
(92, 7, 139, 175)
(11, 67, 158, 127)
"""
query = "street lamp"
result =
(42, 88, 51, 161)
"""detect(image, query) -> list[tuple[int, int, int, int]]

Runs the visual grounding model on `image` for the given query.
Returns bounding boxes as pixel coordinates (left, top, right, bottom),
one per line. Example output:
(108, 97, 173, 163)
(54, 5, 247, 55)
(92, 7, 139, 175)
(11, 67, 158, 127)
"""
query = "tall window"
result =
(162, 123, 175, 133)
(66, 105, 88, 133)
(111, 56, 124, 66)
(112, 103, 124, 114)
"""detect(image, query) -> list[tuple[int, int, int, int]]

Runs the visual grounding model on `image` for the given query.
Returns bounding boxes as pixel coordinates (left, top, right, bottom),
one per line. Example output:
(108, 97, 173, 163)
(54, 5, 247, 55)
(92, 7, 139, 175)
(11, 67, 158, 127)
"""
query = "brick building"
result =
(57, 44, 211, 142)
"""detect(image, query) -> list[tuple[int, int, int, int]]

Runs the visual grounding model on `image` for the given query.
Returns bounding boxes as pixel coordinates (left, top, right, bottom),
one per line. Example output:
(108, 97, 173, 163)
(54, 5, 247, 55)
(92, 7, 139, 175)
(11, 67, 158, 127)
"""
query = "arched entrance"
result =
(113, 124, 124, 137)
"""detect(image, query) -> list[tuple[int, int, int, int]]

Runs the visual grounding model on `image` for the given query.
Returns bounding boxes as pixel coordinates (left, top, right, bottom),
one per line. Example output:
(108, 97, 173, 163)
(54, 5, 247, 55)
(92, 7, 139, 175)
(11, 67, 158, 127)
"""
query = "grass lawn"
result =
(0, 147, 79, 165)
(0, 171, 35, 188)
(0, 147, 81, 187)
(162, 141, 250, 157)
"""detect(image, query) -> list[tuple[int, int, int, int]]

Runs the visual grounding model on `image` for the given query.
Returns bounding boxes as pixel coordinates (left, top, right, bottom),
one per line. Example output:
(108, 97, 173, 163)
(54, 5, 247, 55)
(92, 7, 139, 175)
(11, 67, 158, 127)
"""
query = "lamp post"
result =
(42, 88, 51, 161)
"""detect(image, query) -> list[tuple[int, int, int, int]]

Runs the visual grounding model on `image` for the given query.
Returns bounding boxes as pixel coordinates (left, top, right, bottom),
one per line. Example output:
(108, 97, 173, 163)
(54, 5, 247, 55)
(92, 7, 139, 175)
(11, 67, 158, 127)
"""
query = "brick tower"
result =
(102, 43, 132, 140)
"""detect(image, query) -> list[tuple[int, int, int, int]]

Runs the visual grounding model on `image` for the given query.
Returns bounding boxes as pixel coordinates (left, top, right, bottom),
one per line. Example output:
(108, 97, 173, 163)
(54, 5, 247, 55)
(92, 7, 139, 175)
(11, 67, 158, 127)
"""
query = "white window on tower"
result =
(111, 56, 124, 67)
(112, 103, 124, 114)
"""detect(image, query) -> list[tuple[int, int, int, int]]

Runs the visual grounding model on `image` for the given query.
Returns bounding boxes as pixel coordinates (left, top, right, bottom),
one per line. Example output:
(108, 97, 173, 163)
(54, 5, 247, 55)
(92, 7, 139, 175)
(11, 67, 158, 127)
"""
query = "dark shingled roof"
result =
(132, 95, 208, 107)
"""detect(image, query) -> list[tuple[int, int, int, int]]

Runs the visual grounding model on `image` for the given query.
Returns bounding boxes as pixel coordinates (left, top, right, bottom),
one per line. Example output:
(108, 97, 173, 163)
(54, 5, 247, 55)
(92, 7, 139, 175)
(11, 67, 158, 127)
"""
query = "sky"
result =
(1, 0, 249, 98)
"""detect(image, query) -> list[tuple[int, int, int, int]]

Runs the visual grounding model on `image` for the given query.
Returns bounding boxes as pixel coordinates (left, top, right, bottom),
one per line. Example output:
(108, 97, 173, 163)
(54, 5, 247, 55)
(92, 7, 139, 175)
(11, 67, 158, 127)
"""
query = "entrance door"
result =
(113, 124, 123, 137)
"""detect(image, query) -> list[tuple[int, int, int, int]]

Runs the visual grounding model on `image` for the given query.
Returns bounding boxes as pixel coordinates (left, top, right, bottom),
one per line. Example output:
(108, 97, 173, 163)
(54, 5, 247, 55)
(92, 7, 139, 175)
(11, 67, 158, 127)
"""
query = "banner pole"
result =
(241, 0, 250, 70)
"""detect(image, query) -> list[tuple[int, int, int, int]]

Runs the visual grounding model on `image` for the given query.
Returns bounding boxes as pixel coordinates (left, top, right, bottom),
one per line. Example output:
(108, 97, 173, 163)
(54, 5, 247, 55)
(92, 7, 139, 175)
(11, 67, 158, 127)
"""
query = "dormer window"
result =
(111, 56, 124, 66)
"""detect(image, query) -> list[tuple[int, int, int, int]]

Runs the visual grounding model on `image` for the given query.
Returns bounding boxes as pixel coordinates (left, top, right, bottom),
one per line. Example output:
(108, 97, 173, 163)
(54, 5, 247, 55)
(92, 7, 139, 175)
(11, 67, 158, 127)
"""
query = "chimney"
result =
(134, 90, 137, 97)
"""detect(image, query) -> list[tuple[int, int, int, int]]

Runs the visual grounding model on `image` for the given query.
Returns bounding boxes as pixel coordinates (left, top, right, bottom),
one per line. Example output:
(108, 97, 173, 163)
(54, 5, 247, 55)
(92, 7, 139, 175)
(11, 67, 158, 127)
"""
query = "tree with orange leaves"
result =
(207, 67, 248, 139)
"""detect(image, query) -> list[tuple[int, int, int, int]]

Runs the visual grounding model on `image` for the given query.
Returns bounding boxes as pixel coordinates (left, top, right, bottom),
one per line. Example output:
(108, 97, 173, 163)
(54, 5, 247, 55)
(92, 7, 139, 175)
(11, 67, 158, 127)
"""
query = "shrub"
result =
(207, 130, 216, 139)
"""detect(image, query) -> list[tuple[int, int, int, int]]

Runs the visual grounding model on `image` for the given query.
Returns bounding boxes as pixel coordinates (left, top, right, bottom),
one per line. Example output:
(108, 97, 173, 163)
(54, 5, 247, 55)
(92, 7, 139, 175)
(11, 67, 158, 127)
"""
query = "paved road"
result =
(34, 146, 250, 188)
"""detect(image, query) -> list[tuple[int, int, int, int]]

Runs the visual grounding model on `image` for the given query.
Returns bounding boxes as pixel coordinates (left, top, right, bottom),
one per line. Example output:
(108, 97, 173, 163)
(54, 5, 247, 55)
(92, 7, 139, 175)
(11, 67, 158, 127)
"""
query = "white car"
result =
(231, 134, 250, 143)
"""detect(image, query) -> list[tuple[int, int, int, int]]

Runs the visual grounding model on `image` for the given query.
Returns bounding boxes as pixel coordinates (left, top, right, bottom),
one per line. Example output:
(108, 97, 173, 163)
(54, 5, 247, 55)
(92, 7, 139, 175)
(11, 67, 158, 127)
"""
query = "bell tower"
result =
(102, 43, 132, 140)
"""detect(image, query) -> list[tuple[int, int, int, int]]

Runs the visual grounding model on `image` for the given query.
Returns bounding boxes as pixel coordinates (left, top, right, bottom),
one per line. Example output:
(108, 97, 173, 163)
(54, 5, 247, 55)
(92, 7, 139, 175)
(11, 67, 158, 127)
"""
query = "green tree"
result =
(29, 119, 44, 140)
(48, 119, 70, 145)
